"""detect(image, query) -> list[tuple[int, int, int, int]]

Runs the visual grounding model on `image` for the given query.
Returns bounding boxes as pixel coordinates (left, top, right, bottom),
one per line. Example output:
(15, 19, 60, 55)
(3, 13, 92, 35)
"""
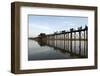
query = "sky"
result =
(28, 15, 88, 38)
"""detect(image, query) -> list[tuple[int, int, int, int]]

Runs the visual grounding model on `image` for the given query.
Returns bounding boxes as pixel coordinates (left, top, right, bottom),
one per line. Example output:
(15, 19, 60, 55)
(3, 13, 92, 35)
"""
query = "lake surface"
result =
(28, 39, 88, 61)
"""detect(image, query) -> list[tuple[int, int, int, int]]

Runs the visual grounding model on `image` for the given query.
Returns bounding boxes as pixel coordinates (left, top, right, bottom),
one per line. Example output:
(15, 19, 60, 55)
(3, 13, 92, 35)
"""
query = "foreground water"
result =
(28, 40, 88, 61)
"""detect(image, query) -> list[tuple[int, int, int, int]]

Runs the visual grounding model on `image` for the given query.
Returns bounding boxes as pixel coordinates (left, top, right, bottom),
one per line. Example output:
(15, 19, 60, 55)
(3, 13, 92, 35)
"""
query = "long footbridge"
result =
(31, 26, 88, 58)
(38, 26, 88, 41)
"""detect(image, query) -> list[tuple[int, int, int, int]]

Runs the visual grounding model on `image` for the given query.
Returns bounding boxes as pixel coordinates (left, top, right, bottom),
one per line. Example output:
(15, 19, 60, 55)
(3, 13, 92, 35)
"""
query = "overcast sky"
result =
(28, 15, 88, 38)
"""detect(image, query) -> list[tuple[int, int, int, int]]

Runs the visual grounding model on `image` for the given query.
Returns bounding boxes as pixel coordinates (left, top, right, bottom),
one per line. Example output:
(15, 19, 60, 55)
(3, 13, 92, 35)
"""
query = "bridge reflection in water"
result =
(37, 39, 87, 58)
(28, 26, 88, 60)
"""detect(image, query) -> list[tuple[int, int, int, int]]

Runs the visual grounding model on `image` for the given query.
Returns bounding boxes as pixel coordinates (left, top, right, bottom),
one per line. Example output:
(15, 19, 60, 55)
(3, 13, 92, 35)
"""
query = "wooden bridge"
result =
(38, 25, 88, 41)
(30, 25, 88, 58)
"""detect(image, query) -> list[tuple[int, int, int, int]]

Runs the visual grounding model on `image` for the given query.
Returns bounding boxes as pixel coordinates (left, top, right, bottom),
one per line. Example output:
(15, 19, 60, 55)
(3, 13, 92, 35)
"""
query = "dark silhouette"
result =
(29, 26, 88, 58)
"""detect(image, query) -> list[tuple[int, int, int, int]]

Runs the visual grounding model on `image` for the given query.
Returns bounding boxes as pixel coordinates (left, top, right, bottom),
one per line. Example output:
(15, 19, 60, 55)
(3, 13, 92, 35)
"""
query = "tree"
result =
(38, 33, 46, 37)
(70, 28, 74, 32)
(61, 30, 66, 33)
(85, 25, 88, 30)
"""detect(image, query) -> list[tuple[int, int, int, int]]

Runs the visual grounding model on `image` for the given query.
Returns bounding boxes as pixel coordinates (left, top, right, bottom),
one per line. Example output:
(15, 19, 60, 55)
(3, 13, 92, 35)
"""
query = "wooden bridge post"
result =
(53, 35, 55, 46)
(83, 30, 86, 56)
(79, 27, 82, 56)
(55, 34, 57, 46)
(63, 32, 65, 49)
(47, 35, 48, 44)
(86, 26, 88, 57)
(68, 33, 69, 50)
(70, 28, 73, 52)
(66, 33, 68, 49)
(74, 32, 76, 54)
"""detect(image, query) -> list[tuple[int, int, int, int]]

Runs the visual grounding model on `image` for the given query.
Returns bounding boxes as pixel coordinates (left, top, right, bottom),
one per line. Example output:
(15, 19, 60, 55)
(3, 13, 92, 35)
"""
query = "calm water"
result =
(28, 40, 88, 61)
